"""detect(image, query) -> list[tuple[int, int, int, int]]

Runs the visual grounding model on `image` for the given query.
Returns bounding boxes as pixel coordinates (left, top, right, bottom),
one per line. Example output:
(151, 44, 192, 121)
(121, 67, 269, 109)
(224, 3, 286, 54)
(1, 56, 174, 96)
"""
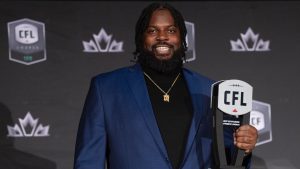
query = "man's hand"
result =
(234, 125, 258, 154)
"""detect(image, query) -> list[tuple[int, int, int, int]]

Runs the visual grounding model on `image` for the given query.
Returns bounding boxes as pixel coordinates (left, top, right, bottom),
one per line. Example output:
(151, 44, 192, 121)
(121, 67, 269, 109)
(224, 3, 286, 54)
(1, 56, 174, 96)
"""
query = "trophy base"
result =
(220, 166, 245, 169)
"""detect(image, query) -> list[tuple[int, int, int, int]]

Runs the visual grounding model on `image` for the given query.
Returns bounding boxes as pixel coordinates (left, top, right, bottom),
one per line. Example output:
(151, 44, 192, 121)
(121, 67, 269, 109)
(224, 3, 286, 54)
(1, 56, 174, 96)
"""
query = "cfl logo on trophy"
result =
(218, 80, 253, 116)
(7, 18, 46, 65)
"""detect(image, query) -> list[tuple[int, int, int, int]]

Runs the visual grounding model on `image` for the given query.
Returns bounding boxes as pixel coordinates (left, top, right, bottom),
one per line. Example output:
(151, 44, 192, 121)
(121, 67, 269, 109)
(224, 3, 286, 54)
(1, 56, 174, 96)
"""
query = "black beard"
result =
(137, 48, 184, 74)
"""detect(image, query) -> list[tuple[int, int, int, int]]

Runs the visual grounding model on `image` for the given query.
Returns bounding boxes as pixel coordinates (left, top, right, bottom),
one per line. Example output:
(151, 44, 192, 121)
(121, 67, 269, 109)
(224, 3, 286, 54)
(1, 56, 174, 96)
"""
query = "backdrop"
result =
(0, 1, 299, 169)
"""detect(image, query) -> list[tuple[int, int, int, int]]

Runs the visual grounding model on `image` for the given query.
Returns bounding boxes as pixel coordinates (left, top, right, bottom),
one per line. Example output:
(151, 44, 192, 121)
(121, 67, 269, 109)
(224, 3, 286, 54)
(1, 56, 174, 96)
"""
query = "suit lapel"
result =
(181, 69, 209, 164)
(126, 64, 169, 158)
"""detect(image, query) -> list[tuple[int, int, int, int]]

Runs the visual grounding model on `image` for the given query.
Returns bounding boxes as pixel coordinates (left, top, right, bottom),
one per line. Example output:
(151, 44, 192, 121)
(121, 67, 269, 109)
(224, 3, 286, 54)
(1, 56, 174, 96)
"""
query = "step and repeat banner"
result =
(0, 1, 299, 169)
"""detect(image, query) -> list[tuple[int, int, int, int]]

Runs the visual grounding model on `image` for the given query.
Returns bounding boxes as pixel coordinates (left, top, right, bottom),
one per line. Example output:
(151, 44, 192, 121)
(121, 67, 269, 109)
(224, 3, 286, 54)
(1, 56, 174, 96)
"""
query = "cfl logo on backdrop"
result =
(218, 80, 253, 116)
(7, 112, 50, 137)
(82, 28, 124, 53)
(230, 27, 270, 52)
(7, 18, 46, 65)
(250, 110, 264, 131)
(184, 21, 196, 62)
(15, 24, 38, 44)
(250, 100, 272, 146)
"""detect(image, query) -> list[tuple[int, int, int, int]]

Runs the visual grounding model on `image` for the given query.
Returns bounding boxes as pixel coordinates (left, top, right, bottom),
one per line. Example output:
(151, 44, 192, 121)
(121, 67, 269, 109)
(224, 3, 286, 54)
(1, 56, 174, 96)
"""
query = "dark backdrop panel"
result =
(0, 1, 299, 169)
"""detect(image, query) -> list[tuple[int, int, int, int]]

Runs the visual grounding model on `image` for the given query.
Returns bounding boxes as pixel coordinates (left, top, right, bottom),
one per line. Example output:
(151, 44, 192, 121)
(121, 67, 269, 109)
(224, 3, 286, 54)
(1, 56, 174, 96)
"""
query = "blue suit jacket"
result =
(74, 64, 249, 169)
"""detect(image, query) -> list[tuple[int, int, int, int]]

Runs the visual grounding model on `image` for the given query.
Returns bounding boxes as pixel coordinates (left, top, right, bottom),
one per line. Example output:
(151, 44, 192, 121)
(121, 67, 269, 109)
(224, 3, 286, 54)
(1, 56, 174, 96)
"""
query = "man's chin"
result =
(138, 49, 184, 74)
(154, 54, 173, 61)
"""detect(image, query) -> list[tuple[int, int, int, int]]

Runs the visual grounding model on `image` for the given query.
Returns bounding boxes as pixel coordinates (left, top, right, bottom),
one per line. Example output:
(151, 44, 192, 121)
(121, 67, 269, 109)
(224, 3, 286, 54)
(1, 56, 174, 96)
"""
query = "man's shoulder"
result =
(91, 64, 140, 85)
(183, 67, 215, 85)
(93, 64, 134, 78)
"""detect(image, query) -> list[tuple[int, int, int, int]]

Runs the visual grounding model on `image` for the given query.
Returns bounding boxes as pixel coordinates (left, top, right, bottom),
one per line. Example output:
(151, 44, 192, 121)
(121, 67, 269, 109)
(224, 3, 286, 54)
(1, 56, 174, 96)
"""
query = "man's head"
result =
(134, 3, 187, 73)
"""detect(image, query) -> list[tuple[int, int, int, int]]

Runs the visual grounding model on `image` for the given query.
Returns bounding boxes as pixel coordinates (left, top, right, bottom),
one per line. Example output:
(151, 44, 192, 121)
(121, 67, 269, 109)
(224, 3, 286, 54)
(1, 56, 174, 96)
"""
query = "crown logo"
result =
(7, 112, 50, 137)
(230, 27, 270, 52)
(82, 28, 123, 53)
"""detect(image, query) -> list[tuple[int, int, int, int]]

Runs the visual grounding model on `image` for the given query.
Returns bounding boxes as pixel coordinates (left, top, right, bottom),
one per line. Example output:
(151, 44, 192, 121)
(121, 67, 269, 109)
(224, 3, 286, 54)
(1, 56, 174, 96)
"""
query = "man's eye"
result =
(147, 29, 157, 33)
(168, 29, 176, 33)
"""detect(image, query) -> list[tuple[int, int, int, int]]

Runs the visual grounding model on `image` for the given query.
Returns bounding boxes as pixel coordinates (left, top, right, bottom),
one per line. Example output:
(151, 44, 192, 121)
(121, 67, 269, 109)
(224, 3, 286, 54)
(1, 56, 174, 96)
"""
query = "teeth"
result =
(156, 46, 169, 53)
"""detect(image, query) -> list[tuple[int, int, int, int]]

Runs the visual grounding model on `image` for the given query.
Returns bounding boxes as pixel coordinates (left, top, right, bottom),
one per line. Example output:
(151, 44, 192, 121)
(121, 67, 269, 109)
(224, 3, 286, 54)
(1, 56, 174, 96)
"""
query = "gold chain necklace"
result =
(143, 72, 181, 102)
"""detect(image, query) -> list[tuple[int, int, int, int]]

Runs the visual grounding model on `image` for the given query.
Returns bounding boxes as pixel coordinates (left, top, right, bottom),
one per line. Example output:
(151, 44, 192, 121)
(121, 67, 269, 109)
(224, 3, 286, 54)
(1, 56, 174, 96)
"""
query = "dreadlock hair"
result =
(133, 3, 188, 62)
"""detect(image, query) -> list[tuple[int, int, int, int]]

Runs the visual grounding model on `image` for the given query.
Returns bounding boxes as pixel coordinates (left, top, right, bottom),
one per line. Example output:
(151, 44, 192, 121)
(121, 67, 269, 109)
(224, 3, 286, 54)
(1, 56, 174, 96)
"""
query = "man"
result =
(74, 3, 258, 169)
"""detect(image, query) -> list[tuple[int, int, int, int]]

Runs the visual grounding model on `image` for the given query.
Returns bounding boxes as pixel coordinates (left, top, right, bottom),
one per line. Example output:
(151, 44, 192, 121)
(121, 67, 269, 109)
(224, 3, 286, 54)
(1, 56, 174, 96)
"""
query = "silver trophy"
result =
(211, 80, 253, 169)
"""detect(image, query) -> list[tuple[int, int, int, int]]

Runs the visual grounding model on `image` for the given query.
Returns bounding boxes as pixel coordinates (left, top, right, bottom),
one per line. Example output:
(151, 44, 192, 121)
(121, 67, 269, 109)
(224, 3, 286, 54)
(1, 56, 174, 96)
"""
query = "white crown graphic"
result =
(230, 27, 270, 52)
(82, 28, 123, 53)
(7, 112, 50, 137)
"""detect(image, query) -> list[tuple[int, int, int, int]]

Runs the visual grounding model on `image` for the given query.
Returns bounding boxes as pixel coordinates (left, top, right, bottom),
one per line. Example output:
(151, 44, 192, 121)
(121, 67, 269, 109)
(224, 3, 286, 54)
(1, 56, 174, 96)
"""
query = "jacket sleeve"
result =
(74, 77, 107, 169)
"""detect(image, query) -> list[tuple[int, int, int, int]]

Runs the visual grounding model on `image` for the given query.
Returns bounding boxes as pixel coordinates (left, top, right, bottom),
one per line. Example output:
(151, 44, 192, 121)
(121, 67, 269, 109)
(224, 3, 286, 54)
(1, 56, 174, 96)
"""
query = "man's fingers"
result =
(235, 135, 256, 144)
(234, 124, 258, 153)
(236, 142, 255, 152)
(236, 125, 257, 134)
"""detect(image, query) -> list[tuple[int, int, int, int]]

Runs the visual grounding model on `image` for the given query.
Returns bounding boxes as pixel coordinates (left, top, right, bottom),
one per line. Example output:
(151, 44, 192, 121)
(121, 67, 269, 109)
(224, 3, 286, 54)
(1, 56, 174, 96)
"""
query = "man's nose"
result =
(156, 31, 168, 41)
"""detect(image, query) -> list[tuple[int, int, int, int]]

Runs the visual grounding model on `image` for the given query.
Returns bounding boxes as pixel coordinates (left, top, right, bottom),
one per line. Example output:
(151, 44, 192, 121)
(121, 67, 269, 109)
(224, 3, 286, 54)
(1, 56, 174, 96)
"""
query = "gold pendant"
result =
(163, 94, 170, 102)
